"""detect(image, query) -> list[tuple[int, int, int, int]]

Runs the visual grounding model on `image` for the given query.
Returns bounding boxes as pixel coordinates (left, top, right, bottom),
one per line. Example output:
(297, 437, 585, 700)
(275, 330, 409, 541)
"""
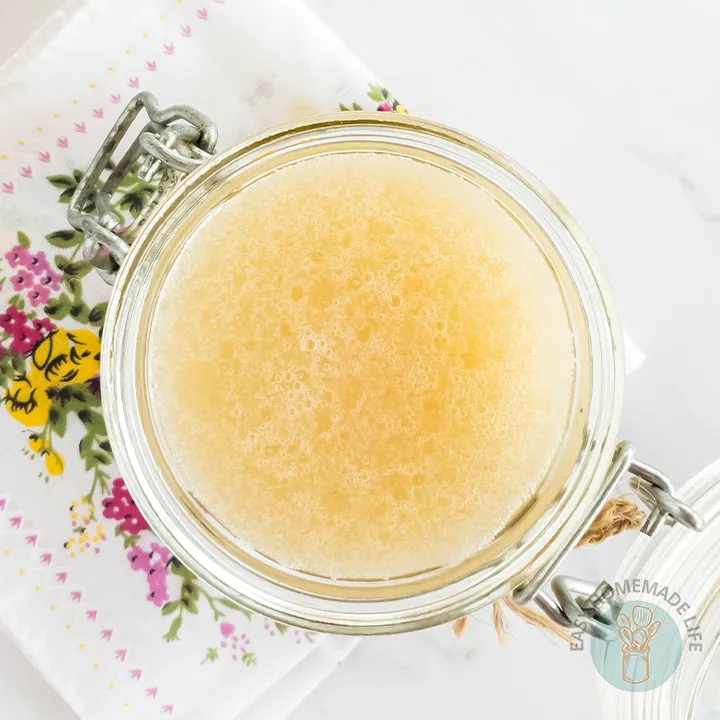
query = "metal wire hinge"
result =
(67, 92, 218, 284)
(514, 442, 706, 641)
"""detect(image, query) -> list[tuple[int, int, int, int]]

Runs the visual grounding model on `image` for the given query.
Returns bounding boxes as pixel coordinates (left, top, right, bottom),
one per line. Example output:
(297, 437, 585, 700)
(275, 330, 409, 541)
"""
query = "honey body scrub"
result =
(149, 153, 574, 579)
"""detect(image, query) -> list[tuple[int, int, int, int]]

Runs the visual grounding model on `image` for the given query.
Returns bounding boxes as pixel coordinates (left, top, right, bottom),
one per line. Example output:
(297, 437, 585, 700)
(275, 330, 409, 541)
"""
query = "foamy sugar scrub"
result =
(149, 153, 574, 579)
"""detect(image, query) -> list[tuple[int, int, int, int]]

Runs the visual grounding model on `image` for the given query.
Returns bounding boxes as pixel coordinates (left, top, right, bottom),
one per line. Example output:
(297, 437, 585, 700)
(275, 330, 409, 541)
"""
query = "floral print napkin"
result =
(0, 0, 399, 717)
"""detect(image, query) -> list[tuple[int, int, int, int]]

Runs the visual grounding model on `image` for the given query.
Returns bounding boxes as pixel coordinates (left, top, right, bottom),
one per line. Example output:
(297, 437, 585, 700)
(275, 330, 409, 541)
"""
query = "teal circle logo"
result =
(591, 601, 682, 691)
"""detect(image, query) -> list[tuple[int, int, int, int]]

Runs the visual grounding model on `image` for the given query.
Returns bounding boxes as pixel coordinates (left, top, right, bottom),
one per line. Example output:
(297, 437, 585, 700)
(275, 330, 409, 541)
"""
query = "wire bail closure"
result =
(67, 92, 217, 284)
(514, 442, 706, 640)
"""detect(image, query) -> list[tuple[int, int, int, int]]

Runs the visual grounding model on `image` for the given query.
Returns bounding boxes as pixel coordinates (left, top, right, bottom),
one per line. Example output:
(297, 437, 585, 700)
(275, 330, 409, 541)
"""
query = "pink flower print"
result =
(38, 268, 61, 291)
(20, 166, 33, 179)
(2, 182, 14, 194)
(128, 548, 151, 572)
(128, 543, 170, 607)
(180, 25, 192, 37)
(163, 43, 174, 55)
(377, 102, 393, 112)
(92, 108, 104, 119)
(87, 374, 101, 398)
(74, 122, 86, 134)
(10, 270, 34, 292)
(27, 251, 49, 276)
(57, 137, 69, 148)
(5, 245, 32, 269)
(31, 317, 55, 335)
(150, 542, 170, 564)
(0, 306, 27, 333)
(147, 569, 169, 606)
(27, 285, 50, 307)
(0, 307, 49, 355)
(220, 622, 235, 638)
(38, 151, 51, 163)
(110, 94, 121, 104)
(102, 478, 150, 534)
(145, 60, 157, 72)
(9, 326, 41, 355)
(197, 8, 208, 20)
(128, 77, 140, 88)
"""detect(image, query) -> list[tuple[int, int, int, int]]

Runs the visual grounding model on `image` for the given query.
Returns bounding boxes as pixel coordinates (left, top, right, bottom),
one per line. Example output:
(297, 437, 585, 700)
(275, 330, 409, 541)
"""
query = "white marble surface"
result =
(1, 0, 719, 718)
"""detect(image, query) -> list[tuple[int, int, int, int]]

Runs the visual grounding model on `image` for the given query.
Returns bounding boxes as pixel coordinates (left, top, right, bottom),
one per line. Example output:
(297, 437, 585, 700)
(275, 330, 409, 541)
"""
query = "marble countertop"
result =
(1, 0, 718, 717)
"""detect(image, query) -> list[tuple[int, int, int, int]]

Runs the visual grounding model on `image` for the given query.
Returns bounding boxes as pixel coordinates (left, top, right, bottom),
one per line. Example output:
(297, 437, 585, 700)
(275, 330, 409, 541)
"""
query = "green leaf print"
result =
(367, 81, 385, 102)
(47, 174, 76, 190)
(16, 231, 31, 248)
(68, 300, 90, 323)
(201, 647, 219, 664)
(44, 294, 70, 319)
(217, 597, 252, 620)
(47, 403, 68, 438)
(242, 652, 258, 667)
(45, 229, 83, 249)
(88, 302, 107, 327)
(163, 615, 183, 643)
(62, 261, 93, 279)
(162, 601, 181, 616)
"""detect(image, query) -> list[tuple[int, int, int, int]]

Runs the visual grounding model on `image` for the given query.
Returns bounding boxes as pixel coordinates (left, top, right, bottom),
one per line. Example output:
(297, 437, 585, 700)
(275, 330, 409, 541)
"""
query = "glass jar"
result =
(71, 93, 703, 635)
(598, 460, 720, 718)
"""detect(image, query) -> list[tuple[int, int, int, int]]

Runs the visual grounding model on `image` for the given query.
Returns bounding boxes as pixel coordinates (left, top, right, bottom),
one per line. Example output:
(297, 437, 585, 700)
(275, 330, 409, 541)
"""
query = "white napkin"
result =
(0, 0, 393, 716)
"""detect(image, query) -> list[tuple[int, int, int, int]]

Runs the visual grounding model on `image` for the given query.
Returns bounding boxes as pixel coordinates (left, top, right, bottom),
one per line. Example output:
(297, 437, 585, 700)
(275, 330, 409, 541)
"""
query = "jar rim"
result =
(102, 112, 625, 633)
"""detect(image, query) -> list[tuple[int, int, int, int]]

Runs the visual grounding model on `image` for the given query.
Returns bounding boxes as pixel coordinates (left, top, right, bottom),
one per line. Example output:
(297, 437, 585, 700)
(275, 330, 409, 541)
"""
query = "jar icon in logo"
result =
(618, 605, 662, 684)
(592, 599, 681, 692)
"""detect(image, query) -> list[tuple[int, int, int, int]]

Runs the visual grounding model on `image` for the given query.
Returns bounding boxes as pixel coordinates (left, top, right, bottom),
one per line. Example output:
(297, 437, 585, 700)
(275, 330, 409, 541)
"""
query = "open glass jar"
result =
(70, 93, 704, 635)
(599, 460, 720, 718)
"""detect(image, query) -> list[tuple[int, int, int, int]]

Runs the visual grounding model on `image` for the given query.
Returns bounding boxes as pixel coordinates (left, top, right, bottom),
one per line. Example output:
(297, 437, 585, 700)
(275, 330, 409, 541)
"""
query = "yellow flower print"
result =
(32, 329, 100, 386)
(394, 104, 408, 115)
(45, 451, 65, 476)
(65, 498, 106, 557)
(4, 328, 101, 428)
(5, 374, 51, 426)
(26, 431, 65, 475)
(28, 434, 44, 453)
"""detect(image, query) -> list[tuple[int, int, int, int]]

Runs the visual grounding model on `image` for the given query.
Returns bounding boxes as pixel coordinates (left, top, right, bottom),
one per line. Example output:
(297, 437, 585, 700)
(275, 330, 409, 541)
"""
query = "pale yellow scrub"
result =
(150, 153, 574, 579)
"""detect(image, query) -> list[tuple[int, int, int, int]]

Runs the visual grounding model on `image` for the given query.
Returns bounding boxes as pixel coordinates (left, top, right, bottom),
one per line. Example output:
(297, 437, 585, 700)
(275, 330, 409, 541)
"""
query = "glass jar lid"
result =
(598, 460, 720, 717)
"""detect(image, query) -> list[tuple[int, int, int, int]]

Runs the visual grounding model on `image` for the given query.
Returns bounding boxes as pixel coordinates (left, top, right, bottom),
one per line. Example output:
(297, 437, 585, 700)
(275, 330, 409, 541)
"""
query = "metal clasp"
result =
(628, 458, 704, 536)
(68, 92, 218, 284)
(514, 442, 705, 640)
